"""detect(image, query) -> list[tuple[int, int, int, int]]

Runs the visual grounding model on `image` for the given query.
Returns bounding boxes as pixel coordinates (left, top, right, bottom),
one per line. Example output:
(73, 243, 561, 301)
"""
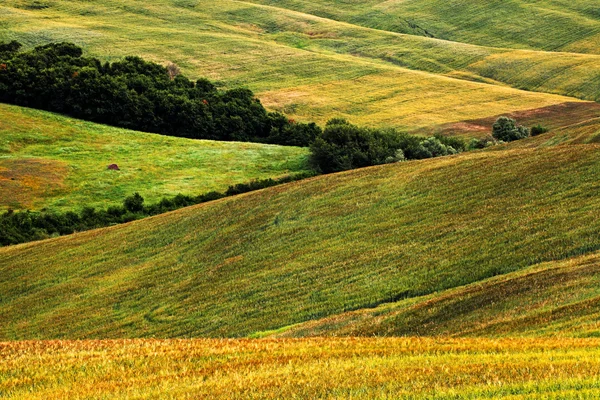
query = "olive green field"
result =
(3, 120, 600, 340)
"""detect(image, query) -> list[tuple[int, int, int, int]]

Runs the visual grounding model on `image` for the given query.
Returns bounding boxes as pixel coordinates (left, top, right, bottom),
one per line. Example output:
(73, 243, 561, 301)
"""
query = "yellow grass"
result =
(1, 338, 600, 399)
(0, 0, 589, 131)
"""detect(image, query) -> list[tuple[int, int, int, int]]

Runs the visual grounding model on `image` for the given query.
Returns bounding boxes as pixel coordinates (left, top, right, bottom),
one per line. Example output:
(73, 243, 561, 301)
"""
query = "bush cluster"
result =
(309, 119, 464, 173)
(0, 41, 319, 146)
(0, 172, 315, 247)
(492, 116, 530, 142)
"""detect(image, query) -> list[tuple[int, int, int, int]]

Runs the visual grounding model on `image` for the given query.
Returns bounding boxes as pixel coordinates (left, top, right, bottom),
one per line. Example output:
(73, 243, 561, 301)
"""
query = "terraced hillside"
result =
(3, 129, 600, 339)
(2, 0, 598, 133)
(0, 104, 309, 212)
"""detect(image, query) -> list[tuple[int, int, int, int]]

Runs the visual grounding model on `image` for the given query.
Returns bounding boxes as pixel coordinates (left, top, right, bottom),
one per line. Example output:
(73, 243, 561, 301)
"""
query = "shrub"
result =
(309, 120, 399, 173)
(385, 149, 406, 164)
(434, 133, 467, 152)
(492, 117, 529, 142)
(419, 137, 457, 157)
(124, 193, 144, 213)
(266, 112, 322, 147)
(468, 135, 497, 150)
(531, 124, 549, 136)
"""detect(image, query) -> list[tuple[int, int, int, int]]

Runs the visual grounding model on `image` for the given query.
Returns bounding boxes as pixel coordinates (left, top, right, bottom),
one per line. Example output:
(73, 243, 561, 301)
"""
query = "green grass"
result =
(0, 103, 310, 212)
(247, 0, 600, 53)
(2, 338, 600, 399)
(1, 0, 595, 132)
(275, 251, 600, 338)
(3, 135, 600, 339)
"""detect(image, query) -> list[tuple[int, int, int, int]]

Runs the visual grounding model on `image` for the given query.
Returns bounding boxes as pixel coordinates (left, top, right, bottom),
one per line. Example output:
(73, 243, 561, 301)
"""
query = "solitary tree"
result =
(492, 116, 529, 142)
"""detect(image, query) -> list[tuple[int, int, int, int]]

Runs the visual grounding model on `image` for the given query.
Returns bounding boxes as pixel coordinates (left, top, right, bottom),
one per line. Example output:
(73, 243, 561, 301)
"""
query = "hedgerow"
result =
(0, 172, 316, 247)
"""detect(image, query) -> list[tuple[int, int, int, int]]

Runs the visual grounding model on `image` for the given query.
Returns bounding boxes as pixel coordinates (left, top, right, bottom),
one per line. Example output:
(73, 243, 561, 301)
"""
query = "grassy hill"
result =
(2, 338, 600, 399)
(1, 0, 596, 132)
(274, 251, 600, 338)
(3, 131, 600, 339)
(2, 1, 600, 397)
(0, 103, 309, 212)
(247, 0, 600, 53)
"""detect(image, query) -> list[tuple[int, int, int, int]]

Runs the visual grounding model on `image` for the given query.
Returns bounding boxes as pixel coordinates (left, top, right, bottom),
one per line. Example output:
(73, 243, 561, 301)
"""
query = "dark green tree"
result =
(492, 116, 530, 142)
(124, 193, 145, 213)
(309, 120, 400, 173)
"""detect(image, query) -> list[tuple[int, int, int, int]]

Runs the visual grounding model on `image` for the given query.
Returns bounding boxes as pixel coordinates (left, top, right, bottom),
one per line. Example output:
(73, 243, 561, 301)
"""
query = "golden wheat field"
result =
(1, 338, 600, 399)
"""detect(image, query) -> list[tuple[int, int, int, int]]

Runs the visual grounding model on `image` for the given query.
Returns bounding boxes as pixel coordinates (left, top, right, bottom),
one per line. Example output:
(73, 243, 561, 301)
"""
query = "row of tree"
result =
(0, 41, 320, 146)
(309, 119, 466, 173)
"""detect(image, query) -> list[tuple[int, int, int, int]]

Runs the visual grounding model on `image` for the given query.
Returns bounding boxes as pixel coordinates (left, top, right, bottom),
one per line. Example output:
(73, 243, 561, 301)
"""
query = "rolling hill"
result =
(3, 126, 600, 339)
(0, 103, 310, 212)
(246, 0, 600, 53)
(2, 1, 600, 396)
(2, 0, 598, 133)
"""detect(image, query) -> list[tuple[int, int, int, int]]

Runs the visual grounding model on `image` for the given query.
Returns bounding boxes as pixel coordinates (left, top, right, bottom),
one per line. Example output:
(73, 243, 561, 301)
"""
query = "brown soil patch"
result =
(416, 102, 600, 139)
(0, 158, 68, 210)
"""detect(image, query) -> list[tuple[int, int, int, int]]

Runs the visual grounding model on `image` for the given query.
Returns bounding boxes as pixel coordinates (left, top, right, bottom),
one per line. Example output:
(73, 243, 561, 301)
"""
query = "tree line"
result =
(0, 41, 320, 146)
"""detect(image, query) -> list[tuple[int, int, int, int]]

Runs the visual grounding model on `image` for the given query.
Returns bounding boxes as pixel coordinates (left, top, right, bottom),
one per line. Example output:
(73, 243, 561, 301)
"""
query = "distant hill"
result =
(0, 103, 309, 212)
(247, 0, 600, 53)
(1, 0, 595, 131)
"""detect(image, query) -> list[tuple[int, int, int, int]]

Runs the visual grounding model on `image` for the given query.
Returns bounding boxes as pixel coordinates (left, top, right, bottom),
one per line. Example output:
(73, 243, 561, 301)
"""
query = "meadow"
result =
(1, 338, 600, 399)
(0, 103, 310, 212)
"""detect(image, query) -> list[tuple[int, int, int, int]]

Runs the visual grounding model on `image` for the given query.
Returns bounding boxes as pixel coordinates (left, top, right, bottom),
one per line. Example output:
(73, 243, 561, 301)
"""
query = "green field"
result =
(3, 126, 600, 339)
(2, 338, 600, 399)
(247, 0, 600, 53)
(0, 103, 310, 212)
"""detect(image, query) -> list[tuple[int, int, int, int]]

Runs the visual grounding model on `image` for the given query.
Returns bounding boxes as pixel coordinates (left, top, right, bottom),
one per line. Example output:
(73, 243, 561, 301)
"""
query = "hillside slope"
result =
(274, 251, 600, 338)
(3, 138, 600, 339)
(247, 0, 600, 53)
(1, 0, 594, 130)
(0, 104, 309, 212)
